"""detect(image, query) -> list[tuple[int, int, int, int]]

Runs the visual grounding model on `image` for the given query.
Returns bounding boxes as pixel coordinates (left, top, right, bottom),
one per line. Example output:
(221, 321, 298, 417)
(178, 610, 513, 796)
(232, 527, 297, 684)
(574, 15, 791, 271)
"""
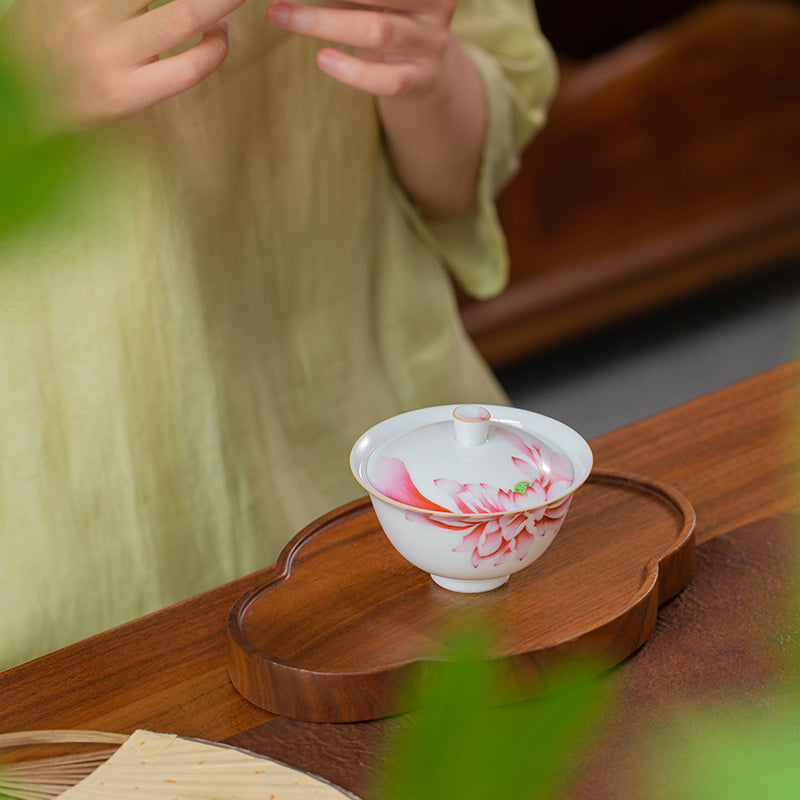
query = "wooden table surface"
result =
(1, 359, 799, 796)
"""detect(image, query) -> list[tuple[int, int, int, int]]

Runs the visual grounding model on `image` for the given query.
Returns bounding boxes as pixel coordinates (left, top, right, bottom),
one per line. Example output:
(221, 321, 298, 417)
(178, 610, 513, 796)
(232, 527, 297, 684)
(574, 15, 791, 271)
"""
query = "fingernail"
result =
(266, 2, 290, 27)
(317, 49, 339, 74)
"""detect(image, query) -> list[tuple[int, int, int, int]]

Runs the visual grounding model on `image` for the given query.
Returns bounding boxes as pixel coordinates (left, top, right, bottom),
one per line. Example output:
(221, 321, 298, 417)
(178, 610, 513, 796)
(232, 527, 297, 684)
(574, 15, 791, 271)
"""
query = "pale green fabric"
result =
(0, 0, 557, 668)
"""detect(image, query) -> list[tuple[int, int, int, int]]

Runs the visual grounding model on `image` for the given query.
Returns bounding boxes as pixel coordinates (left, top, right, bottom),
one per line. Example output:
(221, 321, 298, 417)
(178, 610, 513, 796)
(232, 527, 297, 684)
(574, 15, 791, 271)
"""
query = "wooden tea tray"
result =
(227, 470, 696, 722)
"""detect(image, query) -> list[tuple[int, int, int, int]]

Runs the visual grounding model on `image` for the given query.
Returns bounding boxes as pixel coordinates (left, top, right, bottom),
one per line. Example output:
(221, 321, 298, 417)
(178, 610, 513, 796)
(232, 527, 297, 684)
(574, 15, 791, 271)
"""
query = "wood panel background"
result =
(462, 0, 800, 367)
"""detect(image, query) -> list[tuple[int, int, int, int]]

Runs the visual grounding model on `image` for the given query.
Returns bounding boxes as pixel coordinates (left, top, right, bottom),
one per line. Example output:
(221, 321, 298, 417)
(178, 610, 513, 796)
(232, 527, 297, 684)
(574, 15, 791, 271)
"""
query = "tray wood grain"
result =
(227, 470, 696, 722)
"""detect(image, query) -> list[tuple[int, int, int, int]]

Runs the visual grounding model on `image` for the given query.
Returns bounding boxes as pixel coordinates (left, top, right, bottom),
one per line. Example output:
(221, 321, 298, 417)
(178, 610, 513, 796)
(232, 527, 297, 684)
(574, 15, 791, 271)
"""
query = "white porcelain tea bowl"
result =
(350, 404, 593, 593)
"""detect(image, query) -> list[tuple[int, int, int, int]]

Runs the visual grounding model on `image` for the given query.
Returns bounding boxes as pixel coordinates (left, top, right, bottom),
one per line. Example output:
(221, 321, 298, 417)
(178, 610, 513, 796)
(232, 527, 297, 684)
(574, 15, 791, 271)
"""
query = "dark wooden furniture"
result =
(1, 359, 798, 797)
(464, 0, 800, 366)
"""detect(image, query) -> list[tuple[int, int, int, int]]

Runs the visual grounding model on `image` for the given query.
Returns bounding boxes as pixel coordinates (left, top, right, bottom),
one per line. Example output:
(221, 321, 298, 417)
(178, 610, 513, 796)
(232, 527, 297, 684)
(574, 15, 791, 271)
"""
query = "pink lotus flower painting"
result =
(370, 429, 574, 569)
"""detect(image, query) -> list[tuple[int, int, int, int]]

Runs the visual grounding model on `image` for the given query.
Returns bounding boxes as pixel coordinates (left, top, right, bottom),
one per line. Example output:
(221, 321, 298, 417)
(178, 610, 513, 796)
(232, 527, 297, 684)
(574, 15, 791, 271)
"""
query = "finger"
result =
(330, 0, 457, 25)
(115, 0, 168, 18)
(265, 1, 441, 57)
(124, 21, 229, 114)
(316, 47, 432, 96)
(113, 0, 230, 27)
(120, 0, 243, 61)
(326, 0, 444, 13)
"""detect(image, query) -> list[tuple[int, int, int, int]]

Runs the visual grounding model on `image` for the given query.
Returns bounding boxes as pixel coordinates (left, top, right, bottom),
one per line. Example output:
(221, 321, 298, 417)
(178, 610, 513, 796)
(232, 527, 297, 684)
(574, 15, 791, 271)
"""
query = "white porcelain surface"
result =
(350, 405, 593, 593)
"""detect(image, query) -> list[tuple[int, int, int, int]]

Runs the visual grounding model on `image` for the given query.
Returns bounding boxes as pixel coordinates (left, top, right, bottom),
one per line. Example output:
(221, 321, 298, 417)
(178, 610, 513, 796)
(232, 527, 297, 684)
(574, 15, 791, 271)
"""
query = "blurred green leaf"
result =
(637, 698, 800, 800)
(0, 47, 82, 237)
(374, 625, 609, 800)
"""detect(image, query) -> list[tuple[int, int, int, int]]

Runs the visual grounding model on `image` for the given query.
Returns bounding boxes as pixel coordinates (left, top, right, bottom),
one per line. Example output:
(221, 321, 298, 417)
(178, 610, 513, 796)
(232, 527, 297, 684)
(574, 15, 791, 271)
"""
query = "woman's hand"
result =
(265, 0, 457, 99)
(1, 0, 246, 132)
(265, 0, 486, 220)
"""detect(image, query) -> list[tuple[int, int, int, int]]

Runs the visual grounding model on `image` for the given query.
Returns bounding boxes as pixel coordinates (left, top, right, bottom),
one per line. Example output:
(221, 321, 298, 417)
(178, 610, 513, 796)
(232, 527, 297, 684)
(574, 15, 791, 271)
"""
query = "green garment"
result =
(0, 0, 556, 668)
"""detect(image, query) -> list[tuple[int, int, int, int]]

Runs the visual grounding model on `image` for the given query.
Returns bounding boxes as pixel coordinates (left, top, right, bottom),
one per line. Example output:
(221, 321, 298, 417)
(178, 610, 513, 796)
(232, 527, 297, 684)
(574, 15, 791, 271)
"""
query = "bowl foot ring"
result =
(430, 573, 509, 593)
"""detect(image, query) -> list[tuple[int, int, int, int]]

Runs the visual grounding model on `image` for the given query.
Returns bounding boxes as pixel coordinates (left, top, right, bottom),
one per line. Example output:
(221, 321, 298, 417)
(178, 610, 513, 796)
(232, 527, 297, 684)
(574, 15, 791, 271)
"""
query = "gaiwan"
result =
(350, 404, 593, 593)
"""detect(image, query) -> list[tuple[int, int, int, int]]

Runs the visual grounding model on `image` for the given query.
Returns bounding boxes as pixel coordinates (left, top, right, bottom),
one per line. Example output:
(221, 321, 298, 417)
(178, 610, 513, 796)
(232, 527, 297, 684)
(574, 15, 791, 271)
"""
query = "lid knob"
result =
(453, 405, 490, 446)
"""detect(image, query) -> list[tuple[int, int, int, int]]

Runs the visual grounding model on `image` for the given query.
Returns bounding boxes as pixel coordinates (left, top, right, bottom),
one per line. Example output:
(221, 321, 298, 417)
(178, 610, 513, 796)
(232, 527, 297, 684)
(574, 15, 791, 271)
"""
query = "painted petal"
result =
(477, 526, 504, 557)
(544, 495, 573, 520)
(514, 529, 536, 560)
(405, 510, 433, 527)
(434, 479, 474, 514)
(549, 451, 575, 483)
(446, 483, 476, 513)
(539, 517, 562, 537)
(494, 427, 523, 449)
(492, 545, 513, 567)
(525, 513, 545, 534)
(371, 457, 450, 512)
(453, 528, 482, 553)
(495, 489, 516, 511)
(530, 449, 546, 475)
(522, 481, 547, 508)
(502, 488, 536, 512)
(458, 483, 490, 513)
(485, 484, 506, 512)
(500, 513, 528, 541)
(482, 518, 502, 536)
(545, 480, 573, 501)
(496, 428, 536, 459)
(528, 505, 547, 523)
(512, 456, 542, 483)
(471, 483, 495, 512)
(453, 495, 475, 514)
(408, 511, 472, 532)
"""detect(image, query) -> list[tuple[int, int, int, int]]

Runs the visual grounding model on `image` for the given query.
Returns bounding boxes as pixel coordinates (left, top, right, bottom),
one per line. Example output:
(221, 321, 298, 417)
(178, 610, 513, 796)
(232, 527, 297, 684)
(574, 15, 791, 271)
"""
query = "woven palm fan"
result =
(0, 729, 358, 799)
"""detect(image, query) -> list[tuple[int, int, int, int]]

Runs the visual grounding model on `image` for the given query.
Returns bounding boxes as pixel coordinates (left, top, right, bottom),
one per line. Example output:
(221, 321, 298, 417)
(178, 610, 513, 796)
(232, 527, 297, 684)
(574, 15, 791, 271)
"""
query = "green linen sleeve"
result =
(395, 0, 558, 300)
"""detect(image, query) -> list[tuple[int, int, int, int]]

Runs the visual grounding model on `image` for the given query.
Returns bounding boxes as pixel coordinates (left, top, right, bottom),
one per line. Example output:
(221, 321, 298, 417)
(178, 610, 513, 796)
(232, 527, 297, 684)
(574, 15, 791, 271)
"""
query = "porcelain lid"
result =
(364, 404, 576, 514)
